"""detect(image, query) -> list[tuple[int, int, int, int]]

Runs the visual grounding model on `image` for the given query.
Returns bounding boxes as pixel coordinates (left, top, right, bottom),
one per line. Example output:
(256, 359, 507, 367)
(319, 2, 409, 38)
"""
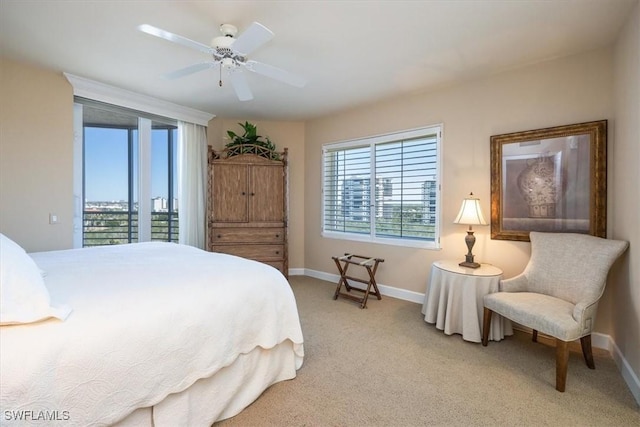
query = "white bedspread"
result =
(0, 243, 304, 426)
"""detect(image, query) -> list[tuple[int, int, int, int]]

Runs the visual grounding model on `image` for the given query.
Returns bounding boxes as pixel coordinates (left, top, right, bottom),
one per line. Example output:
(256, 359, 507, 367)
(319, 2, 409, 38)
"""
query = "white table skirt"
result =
(421, 261, 513, 343)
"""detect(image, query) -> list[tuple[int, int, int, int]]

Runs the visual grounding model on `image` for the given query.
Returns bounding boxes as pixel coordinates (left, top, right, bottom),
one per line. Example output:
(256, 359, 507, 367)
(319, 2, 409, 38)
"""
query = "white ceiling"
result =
(0, 0, 636, 121)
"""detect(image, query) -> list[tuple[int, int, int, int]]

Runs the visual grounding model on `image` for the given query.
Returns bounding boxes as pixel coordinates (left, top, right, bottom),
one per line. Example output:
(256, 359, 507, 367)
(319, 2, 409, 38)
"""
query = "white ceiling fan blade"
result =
(229, 71, 254, 101)
(245, 60, 307, 88)
(138, 24, 213, 55)
(164, 62, 217, 80)
(231, 22, 274, 56)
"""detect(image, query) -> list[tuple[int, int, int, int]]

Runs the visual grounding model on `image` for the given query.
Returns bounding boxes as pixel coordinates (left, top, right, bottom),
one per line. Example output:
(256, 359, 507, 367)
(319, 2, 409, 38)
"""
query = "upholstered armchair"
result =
(482, 232, 628, 392)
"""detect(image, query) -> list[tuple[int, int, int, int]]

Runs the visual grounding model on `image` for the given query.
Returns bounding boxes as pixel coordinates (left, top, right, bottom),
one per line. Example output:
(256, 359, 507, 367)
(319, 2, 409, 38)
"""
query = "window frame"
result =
(150, 126, 179, 243)
(321, 125, 442, 249)
(67, 74, 213, 248)
(75, 100, 180, 247)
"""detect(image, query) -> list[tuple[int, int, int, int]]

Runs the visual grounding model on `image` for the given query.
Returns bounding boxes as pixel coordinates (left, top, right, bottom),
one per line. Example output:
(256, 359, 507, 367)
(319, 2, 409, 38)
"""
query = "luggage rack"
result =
(332, 253, 384, 309)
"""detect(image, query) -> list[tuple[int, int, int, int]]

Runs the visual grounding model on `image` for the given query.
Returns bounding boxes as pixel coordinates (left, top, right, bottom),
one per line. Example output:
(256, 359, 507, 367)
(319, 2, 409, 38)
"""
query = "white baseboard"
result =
(595, 332, 640, 406)
(303, 268, 425, 304)
(295, 268, 640, 407)
(591, 332, 610, 351)
(288, 268, 305, 276)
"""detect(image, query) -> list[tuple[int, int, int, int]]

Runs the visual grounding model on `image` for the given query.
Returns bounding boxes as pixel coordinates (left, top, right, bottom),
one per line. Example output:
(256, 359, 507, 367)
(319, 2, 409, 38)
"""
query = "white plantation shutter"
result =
(375, 136, 439, 239)
(322, 145, 371, 234)
(322, 126, 441, 248)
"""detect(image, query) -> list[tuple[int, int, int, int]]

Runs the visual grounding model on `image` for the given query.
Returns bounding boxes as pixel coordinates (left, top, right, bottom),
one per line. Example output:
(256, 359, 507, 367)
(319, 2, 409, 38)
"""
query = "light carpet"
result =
(216, 275, 639, 426)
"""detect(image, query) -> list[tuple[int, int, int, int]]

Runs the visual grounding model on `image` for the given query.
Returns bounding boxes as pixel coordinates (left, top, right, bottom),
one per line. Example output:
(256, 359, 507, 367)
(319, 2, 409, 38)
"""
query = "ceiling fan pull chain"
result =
(219, 64, 223, 87)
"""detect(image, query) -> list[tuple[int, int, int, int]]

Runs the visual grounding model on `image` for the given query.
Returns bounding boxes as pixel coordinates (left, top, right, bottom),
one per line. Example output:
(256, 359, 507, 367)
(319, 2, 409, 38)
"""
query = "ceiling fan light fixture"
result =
(211, 35, 234, 49)
(221, 57, 235, 69)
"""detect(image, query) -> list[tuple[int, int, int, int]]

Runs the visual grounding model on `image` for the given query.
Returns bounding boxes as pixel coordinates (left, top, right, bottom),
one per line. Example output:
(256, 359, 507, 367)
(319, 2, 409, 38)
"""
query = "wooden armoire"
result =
(207, 145, 288, 277)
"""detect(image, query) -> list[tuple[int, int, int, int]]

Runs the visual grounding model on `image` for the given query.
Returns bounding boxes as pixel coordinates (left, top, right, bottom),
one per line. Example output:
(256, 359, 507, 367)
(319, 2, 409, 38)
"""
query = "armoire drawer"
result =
(210, 227, 285, 244)
(262, 261, 285, 275)
(211, 244, 285, 261)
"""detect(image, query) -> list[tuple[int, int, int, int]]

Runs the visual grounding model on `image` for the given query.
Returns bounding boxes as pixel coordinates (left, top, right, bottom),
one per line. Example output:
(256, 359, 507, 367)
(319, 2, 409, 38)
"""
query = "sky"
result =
(84, 127, 177, 202)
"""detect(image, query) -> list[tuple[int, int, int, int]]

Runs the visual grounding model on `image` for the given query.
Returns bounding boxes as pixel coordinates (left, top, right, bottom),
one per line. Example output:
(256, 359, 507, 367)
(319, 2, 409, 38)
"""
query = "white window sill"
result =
(321, 231, 441, 250)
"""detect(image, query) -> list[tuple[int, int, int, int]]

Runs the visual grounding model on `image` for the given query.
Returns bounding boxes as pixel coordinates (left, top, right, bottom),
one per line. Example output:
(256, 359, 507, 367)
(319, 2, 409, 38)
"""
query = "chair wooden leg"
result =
(481, 307, 492, 346)
(555, 339, 569, 392)
(532, 329, 538, 342)
(580, 335, 595, 369)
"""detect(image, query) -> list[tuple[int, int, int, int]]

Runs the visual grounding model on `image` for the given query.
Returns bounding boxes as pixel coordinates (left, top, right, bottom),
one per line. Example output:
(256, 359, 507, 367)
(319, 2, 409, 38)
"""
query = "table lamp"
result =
(454, 192, 488, 268)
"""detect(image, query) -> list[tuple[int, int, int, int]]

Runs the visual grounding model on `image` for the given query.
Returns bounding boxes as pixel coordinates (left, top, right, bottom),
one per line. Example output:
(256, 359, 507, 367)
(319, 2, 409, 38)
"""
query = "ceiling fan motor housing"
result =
(211, 29, 245, 65)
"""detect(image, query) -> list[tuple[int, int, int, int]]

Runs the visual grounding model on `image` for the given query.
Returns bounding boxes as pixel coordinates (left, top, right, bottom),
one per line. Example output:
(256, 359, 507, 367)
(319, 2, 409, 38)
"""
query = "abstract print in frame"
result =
(490, 120, 607, 241)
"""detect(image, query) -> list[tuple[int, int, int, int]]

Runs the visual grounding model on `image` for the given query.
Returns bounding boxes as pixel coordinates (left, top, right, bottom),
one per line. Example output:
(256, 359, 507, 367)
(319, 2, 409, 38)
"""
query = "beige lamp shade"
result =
(454, 193, 488, 225)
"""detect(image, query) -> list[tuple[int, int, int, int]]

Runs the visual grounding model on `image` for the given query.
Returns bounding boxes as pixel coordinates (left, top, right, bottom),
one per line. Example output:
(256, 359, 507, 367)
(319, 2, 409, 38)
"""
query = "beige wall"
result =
(612, 1, 640, 386)
(206, 118, 305, 269)
(305, 48, 615, 309)
(0, 58, 74, 252)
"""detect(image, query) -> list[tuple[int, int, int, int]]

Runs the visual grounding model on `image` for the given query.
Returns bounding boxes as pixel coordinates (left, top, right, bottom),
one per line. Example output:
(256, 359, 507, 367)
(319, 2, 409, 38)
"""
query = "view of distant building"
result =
(375, 177, 393, 219)
(340, 176, 437, 224)
(342, 178, 370, 221)
(85, 197, 177, 213)
(422, 177, 437, 225)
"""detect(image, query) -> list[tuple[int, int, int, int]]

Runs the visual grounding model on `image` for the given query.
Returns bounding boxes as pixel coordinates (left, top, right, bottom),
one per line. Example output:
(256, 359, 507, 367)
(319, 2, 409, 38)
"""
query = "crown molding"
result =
(63, 73, 214, 126)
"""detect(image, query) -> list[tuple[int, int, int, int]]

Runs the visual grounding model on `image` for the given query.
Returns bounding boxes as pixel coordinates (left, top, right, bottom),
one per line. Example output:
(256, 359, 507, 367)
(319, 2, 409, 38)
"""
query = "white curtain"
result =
(177, 121, 207, 249)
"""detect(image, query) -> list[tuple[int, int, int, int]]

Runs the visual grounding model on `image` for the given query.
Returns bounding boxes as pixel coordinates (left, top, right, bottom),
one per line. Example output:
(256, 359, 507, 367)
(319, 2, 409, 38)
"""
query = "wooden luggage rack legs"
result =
(332, 254, 384, 309)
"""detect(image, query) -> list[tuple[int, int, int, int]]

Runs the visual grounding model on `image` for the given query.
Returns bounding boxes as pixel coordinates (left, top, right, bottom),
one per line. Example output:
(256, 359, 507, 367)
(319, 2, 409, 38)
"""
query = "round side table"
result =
(421, 260, 513, 342)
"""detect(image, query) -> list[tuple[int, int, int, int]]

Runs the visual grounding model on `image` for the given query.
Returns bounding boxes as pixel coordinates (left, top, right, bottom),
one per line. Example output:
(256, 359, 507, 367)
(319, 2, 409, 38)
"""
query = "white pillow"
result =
(0, 234, 71, 325)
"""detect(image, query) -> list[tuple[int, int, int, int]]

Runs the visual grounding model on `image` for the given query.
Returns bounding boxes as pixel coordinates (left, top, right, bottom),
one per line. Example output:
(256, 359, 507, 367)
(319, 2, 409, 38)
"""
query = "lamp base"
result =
(459, 261, 481, 269)
(460, 230, 481, 268)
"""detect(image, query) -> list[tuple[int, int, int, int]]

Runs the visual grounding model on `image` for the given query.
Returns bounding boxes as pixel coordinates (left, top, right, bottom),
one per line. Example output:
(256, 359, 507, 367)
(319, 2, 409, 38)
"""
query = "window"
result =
(151, 126, 179, 242)
(67, 73, 213, 249)
(79, 100, 178, 247)
(322, 125, 441, 248)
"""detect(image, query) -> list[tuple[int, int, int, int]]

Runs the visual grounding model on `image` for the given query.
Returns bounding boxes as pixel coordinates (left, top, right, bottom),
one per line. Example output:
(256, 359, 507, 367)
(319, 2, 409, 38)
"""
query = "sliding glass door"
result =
(75, 100, 178, 247)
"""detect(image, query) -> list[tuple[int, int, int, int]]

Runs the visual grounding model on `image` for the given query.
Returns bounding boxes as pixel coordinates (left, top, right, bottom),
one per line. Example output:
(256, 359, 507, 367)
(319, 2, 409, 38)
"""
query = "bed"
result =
(0, 234, 304, 426)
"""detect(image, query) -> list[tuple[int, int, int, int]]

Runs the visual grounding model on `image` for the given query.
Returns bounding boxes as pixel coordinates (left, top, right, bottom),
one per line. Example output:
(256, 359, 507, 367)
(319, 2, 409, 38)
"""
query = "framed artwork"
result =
(490, 120, 607, 241)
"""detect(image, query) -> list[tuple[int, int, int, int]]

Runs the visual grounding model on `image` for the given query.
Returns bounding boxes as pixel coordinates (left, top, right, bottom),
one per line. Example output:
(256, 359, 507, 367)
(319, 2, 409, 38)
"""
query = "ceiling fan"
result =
(138, 22, 307, 101)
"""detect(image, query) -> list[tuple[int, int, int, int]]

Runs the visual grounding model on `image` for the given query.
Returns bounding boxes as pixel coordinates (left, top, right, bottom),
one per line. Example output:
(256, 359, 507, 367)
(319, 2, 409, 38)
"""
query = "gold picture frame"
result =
(490, 120, 607, 241)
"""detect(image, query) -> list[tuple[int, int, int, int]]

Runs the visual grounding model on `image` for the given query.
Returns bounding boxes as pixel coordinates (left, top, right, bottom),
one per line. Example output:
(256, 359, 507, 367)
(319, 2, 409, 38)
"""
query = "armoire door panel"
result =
(250, 165, 284, 222)
(212, 164, 248, 222)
